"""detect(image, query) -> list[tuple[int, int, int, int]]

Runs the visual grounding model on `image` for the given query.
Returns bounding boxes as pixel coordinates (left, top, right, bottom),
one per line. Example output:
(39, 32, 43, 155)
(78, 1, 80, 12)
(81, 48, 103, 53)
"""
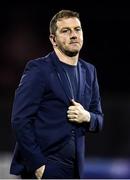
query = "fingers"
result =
(68, 106, 76, 110)
(67, 108, 79, 123)
(35, 165, 45, 179)
(68, 116, 78, 122)
(67, 100, 85, 123)
(67, 109, 78, 114)
(67, 114, 78, 119)
(68, 105, 80, 111)
(67, 108, 78, 122)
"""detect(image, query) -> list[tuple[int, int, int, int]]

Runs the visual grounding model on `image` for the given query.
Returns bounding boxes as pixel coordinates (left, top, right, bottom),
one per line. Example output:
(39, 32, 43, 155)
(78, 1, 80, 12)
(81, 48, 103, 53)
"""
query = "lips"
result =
(69, 42, 79, 44)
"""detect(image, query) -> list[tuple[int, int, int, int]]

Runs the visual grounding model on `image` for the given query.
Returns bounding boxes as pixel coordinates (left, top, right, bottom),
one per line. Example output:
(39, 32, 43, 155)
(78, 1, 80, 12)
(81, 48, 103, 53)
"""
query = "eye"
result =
(75, 27, 81, 32)
(62, 29, 70, 33)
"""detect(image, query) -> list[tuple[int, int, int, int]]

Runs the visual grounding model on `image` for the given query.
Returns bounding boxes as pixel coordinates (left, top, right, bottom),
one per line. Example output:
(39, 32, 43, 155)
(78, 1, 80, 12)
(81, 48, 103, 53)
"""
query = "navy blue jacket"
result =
(10, 51, 103, 178)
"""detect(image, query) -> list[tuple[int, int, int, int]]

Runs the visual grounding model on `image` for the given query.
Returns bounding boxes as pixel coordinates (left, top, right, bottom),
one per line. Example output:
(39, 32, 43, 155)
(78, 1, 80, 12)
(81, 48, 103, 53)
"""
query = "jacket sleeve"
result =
(84, 67, 104, 132)
(11, 60, 47, 171)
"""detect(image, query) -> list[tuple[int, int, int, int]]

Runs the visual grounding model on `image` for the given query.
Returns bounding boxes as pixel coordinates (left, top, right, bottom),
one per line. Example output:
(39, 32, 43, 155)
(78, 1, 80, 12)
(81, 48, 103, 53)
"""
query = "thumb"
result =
(71, 99, 79, 106)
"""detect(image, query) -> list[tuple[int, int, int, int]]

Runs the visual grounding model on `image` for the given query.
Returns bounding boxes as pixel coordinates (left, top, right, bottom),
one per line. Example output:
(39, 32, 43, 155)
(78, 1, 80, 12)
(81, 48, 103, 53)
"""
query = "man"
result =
(10, 10, 103, 179)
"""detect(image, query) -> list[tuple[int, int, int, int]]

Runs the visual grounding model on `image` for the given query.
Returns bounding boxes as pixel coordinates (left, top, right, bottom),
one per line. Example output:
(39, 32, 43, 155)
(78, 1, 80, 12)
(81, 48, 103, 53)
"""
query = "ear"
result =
(49, 34, 57, 46)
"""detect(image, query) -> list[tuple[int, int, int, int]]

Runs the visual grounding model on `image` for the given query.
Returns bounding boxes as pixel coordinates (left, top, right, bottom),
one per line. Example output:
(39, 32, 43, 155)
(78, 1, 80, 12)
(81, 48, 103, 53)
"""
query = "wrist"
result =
(84, 111, 90, 122)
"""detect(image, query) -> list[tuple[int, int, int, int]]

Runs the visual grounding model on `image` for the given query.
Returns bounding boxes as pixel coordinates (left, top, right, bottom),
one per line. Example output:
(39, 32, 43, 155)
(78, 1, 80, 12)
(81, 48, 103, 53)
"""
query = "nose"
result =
(70, 31, 77, 39)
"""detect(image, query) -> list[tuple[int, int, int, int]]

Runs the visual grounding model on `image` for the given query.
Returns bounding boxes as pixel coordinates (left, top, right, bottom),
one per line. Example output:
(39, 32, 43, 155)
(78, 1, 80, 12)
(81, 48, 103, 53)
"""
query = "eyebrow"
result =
(60, 26, 81, 30)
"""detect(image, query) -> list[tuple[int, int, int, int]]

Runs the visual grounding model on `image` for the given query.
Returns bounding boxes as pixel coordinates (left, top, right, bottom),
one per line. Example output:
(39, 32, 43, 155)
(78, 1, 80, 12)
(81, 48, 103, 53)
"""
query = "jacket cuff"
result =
(88, 112, 97, 131)
(25, 153, 47, 172)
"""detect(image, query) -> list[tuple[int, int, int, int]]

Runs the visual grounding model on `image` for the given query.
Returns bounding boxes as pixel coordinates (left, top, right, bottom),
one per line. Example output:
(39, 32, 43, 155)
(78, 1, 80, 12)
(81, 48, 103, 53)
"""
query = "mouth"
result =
(70, 42, 79, 44)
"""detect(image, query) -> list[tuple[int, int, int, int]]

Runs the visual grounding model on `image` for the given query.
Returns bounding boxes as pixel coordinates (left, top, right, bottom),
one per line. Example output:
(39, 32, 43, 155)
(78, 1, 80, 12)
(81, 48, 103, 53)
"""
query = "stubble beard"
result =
(57, 41, 82, 57)
(64, 49, 79, 57)
(60, 45, 80, 57)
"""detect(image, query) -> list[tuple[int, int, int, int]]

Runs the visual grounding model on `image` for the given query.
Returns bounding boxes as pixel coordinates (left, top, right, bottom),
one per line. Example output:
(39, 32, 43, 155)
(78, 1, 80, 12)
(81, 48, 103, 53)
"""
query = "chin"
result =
(65, 50, 79, 57)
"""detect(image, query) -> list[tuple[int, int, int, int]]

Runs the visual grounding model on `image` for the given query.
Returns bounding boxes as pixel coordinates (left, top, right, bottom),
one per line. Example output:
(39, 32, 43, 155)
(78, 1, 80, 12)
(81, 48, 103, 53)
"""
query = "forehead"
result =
(56, 17, 81, 29)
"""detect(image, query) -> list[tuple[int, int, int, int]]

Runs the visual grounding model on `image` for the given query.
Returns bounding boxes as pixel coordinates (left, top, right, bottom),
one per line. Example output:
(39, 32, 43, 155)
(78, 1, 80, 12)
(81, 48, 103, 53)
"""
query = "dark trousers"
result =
(21, 134, 79, 179)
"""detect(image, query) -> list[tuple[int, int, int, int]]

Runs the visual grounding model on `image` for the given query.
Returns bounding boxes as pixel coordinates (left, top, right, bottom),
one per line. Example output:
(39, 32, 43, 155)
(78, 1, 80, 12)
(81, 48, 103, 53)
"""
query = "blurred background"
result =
(0, 0, 130, 178)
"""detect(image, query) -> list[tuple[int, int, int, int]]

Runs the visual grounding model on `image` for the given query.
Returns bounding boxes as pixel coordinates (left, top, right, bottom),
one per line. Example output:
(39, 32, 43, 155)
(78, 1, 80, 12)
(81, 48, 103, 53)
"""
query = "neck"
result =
(54, 48, 79, 65)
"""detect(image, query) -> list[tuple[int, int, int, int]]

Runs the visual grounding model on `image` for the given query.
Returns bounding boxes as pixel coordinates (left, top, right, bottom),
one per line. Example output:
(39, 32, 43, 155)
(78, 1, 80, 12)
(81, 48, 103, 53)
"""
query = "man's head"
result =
(49, 10, 80, 35)
(49, 10, 83, 57)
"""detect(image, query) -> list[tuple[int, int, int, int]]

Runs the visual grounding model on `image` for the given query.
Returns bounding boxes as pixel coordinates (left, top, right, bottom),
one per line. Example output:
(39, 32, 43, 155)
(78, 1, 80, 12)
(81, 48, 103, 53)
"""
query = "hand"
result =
(67, 99, 90, 123)
(35, 165, 45, 179)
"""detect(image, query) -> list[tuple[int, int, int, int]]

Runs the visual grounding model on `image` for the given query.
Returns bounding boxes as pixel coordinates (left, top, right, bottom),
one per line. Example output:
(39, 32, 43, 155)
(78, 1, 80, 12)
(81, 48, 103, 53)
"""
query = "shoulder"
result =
(79, 58, 96, 72)
(24, 52, 53, 74)
(79, 58, 99, 84)
(26, 53, 51, 67)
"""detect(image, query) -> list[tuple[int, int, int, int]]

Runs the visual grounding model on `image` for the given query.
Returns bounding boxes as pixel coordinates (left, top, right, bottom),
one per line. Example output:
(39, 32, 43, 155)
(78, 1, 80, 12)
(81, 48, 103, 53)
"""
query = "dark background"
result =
(0, 0, 130, 162)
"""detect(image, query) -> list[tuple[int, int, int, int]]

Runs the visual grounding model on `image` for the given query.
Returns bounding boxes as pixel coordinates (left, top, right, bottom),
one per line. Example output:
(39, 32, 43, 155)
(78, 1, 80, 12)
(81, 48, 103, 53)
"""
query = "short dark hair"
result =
(49, 10, 80, 35)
